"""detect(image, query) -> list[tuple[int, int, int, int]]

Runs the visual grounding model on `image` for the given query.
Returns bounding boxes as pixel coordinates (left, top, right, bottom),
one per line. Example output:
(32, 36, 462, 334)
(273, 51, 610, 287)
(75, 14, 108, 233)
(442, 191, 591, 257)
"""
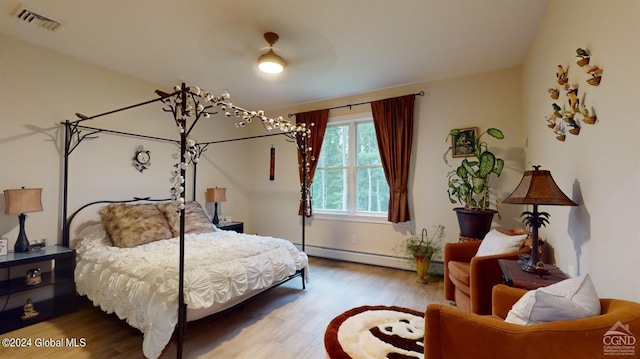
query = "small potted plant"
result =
(444, 128, 505, 239)
(402, 225, 444, 284)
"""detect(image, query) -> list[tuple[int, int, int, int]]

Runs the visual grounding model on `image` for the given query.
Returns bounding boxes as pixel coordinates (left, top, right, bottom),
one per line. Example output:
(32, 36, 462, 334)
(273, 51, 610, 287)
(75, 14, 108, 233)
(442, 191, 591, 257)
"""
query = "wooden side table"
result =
(498, 259, 568, 290)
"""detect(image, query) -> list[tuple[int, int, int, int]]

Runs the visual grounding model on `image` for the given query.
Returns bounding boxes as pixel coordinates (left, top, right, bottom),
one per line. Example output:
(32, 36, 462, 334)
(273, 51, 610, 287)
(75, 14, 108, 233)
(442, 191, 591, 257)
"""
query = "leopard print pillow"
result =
(99, 203, 173, 248)
(156, 201, 215, 237)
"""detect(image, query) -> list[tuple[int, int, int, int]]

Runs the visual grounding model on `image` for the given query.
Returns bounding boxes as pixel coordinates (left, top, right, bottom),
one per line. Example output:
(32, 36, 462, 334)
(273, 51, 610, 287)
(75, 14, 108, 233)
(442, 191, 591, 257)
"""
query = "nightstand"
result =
(499, 259, 568, 290)
(0, 246, 77, 334)
(217, 221, 244, 233)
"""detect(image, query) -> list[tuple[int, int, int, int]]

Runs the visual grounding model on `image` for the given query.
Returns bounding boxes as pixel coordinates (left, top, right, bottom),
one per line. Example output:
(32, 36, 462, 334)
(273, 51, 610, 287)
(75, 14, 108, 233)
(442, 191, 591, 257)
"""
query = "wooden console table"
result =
(498, 259, 568, 290)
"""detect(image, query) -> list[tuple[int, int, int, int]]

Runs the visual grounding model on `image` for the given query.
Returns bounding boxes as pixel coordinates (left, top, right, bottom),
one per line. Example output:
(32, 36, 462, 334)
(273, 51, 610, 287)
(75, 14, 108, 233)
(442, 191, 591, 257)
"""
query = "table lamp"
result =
(206, 187, 226, 225)
(503, 166, 577, 273)
(4, 187, 43, 252)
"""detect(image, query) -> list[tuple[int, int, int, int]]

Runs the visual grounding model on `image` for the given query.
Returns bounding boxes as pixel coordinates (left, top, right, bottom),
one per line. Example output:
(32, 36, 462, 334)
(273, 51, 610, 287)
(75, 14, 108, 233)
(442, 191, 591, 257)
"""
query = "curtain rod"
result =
(287, 90, 424, 118)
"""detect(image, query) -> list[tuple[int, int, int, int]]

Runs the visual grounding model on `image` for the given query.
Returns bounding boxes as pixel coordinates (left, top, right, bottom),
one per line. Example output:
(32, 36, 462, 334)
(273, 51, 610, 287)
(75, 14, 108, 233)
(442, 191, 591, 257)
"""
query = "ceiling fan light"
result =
(258, 49, 285, 74)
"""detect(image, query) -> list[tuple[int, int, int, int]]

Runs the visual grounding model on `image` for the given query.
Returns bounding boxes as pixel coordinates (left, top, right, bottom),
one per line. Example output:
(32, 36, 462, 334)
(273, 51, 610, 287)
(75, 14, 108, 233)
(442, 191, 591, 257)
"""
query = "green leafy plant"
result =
(402, 225, 444, 262)
(444, 128, 505, 210)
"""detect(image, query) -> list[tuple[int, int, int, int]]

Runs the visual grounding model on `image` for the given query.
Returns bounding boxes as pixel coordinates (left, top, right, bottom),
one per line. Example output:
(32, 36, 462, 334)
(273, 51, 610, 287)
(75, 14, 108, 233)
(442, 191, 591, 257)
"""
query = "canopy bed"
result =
(61, 83, 312, 359)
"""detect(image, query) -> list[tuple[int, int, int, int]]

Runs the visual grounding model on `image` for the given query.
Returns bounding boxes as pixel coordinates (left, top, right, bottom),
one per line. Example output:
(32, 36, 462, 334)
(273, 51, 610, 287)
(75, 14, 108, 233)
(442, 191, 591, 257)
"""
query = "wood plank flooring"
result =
(1, 257, 449, 359)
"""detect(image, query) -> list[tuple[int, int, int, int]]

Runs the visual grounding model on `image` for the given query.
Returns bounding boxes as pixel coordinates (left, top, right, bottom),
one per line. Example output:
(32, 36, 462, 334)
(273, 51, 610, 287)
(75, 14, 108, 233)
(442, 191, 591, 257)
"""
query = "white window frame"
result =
(312, 112, 389, 224)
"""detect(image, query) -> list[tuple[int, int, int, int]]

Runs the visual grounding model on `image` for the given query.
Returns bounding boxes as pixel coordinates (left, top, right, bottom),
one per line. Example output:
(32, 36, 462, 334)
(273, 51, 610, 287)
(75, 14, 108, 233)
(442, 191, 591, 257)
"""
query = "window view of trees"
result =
(312, 118, 389, 214)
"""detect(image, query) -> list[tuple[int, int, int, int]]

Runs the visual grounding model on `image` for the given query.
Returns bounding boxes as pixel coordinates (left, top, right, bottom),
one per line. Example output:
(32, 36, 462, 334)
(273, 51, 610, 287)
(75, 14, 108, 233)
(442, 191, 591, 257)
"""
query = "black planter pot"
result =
(453, 207, 497, 239)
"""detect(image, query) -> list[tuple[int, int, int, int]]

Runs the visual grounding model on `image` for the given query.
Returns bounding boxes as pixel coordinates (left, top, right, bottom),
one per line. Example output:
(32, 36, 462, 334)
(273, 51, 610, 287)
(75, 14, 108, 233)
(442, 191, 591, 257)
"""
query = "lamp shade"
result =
(4, 188, 43, 214)
(503, 167, 577, 206)
(258, 32, 285, 74)
(258, 49, 285, 74)
(206, 188, 227, 203)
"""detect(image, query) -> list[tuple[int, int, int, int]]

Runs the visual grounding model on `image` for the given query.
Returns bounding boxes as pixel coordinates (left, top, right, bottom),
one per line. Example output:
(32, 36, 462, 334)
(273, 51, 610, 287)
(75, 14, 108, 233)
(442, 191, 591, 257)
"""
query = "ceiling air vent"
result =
(10, 4, 61, 31)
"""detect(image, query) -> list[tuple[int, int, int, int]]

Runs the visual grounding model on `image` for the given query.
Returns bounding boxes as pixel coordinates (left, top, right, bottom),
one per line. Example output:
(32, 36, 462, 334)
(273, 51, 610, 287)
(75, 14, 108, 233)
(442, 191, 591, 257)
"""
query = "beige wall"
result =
(522, 0, 640, 300)
(251, 67, 526, 268)
(0, 33, 251, 245)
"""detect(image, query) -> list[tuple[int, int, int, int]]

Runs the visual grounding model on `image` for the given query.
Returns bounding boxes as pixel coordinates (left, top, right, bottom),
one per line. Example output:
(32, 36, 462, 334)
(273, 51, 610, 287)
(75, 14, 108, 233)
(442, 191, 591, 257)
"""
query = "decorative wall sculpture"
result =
(546, 48, 602, 142)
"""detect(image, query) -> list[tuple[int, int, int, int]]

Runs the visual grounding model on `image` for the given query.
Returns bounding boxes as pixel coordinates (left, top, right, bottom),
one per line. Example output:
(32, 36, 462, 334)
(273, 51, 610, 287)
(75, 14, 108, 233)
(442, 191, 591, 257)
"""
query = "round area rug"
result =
(324, 305, 424, 359)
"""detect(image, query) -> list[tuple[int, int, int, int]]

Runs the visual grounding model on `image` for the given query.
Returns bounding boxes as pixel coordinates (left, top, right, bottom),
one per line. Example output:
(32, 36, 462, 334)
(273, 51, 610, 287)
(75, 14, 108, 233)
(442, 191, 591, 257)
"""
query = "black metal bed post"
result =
(176, 83, 188, 359)
(62, 120, 71, 246)
(192, 161, 197, 202)
(301, 135, 307, 252)
(300, 135, 308, 289)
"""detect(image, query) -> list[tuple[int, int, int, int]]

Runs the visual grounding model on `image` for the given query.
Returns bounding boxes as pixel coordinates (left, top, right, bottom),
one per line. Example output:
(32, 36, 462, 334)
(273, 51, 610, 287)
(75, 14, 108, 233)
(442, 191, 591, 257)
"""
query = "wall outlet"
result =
(351, 235, 357, 244)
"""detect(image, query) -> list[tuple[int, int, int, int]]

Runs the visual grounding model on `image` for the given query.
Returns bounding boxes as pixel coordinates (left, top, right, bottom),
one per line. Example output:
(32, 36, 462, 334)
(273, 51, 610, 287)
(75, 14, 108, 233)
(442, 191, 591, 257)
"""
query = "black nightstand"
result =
(0, 246, 77, 334)
(217, 221, 244, 233)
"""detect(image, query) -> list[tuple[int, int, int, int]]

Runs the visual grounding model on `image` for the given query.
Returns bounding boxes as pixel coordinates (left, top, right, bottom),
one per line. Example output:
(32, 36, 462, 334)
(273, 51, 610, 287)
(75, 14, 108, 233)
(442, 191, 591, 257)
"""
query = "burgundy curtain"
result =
(296, 109, 329, 216)
(371, 95, 415, 223)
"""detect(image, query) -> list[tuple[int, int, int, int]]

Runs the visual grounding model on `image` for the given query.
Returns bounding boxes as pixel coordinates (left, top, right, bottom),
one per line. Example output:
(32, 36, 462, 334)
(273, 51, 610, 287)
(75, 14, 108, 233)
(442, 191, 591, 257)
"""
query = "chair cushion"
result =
(505, 274, 601, 325)
(448, 261, 471, 297)
(454, 287, 471, 312)
(448, 261, 471, 286)
(475, 229, 528, 257)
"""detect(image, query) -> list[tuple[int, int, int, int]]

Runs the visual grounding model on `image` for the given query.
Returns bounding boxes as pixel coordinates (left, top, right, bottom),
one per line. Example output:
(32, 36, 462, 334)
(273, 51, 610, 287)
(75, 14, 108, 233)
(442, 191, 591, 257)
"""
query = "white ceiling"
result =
(0, 0, 549, 110)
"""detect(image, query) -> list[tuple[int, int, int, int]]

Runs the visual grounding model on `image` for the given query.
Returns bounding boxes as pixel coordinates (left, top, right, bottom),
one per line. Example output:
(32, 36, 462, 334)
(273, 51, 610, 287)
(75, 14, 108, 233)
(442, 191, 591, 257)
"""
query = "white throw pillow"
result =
(475, 229, 528, 257)
(505, 274, 601, 325)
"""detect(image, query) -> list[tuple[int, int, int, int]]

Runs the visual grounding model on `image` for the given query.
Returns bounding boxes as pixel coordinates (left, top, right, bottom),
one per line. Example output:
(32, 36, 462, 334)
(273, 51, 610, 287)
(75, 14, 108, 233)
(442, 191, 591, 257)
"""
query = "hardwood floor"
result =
(2, 257, 448, 359)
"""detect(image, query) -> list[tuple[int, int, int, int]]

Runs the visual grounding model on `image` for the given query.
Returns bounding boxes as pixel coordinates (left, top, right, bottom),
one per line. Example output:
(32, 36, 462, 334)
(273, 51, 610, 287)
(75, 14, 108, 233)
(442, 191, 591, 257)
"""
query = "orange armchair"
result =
(444, 228, 531, 314)
(425, 284, 640, 359)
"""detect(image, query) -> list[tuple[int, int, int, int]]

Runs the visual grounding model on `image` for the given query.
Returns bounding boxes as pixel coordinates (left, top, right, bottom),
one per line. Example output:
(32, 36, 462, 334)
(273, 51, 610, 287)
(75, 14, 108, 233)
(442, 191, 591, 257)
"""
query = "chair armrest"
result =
(444, 240, 482, 263)
(444, 241, 482, 301)
(468, 246, 530, 314)
(491, 284, 527, 319)
(425, 303, 513, 359)
(425, 299, 640, 359)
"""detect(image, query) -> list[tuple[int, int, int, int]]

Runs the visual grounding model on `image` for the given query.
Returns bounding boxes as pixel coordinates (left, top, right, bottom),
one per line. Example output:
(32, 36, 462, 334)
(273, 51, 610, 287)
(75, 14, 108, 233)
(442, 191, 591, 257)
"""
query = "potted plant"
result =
(444, 128, 505, 239)
(402, 225, 444, 284)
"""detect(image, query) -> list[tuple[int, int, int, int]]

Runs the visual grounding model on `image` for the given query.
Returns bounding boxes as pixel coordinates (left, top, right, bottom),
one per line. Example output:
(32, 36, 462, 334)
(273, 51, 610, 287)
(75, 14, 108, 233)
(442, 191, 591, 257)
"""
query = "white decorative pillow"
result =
(475, 229, 528, 257)
(505, 274, 601, 325)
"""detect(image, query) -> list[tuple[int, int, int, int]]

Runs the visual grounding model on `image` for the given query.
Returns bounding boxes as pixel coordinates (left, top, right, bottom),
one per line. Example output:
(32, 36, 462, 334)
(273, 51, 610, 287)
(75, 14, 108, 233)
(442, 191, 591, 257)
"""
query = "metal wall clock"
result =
(133, 145, 151, 173)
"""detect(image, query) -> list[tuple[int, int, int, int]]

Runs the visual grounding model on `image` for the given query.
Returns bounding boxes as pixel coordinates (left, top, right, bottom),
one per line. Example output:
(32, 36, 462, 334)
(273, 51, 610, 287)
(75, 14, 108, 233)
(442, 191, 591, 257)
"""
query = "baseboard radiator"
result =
(296, 244, 444, 276)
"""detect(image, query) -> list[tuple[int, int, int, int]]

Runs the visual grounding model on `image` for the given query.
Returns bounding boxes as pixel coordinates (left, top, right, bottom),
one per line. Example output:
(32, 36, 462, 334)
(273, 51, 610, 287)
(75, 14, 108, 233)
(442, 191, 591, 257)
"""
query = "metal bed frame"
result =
(60, 83, 310, 359)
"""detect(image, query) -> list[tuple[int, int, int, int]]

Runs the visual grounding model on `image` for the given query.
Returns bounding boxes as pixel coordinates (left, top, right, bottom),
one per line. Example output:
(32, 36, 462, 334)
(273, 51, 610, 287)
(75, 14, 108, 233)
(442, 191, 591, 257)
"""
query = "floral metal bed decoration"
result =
(156, 83, 312, 210)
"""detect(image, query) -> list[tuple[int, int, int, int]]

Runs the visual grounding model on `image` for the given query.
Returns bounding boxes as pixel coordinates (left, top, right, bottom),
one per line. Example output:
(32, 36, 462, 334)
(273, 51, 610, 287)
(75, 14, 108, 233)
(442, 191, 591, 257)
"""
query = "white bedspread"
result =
(74, 225, 308, 359)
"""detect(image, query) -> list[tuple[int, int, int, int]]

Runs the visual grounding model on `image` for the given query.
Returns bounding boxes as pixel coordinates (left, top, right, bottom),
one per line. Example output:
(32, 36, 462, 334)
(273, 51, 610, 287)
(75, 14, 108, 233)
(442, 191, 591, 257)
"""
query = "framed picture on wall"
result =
(451, 127, 478, 158)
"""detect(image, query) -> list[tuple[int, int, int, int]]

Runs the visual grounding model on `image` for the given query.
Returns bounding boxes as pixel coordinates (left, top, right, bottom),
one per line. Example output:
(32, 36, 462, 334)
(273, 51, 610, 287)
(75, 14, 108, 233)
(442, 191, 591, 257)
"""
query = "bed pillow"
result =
(505, 274, 601, 325)
(72, 222, 111, 250)
(99, 203, 173, 248)
(475, 229, 528, 257)
(157, 201, 215, 237)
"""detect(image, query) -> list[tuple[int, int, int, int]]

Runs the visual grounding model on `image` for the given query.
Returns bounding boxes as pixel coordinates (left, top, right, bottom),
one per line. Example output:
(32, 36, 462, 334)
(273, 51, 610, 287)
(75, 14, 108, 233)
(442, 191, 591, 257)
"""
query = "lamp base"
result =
(212, 202, 219, 225)
(521, 259, 548, 275)
(14, 213, 30, 253)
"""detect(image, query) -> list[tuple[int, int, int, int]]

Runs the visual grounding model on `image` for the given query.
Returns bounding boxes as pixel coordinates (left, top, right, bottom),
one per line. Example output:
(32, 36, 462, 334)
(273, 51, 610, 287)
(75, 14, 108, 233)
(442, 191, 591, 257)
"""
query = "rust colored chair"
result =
(425, 284, 640, 359)
(444, 228, 531, 315)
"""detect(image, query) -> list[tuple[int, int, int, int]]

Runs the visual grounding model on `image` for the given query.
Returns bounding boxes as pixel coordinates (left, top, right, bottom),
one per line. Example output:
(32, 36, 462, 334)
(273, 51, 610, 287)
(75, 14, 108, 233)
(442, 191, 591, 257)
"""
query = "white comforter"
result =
(74, 225, 308, 359)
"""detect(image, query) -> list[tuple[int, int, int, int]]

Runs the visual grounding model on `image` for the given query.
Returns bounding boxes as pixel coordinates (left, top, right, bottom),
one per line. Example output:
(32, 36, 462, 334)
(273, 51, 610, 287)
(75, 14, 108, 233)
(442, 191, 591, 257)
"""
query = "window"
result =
(311, 114, 389, 218)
